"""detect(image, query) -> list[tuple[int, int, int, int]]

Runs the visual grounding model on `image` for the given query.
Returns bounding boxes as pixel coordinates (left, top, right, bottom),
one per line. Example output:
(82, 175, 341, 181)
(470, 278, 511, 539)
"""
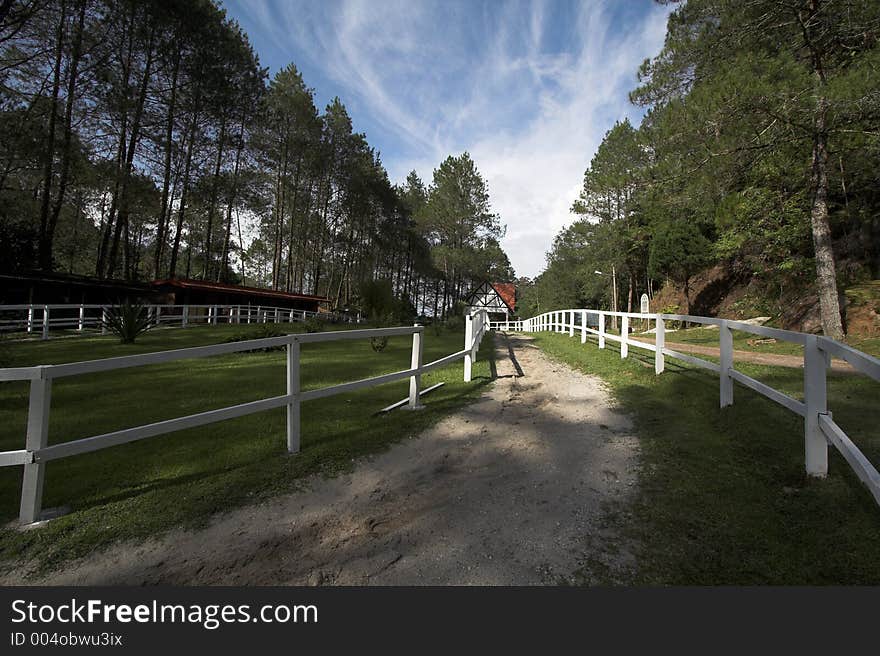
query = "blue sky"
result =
(221, 0, 672, 278)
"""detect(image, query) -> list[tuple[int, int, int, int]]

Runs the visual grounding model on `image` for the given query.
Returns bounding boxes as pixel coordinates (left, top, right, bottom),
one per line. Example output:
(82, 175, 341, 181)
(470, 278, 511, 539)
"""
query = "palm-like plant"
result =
(102, 301, 155, 344)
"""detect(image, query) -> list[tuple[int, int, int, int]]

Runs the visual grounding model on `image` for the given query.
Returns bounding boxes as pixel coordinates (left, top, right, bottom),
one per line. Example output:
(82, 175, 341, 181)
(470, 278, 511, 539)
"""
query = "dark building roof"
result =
(151, 278, 329, 304)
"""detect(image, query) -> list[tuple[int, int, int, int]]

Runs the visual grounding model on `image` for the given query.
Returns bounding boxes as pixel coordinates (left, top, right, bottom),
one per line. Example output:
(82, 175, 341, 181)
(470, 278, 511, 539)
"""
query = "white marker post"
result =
(464, 313, 474, 382)
(408, 325, 424, 409)
(655, 314, 665, 374)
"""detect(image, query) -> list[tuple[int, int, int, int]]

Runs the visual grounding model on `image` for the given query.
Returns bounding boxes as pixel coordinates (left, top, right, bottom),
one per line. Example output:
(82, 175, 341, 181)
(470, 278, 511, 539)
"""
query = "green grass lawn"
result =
(0, 322, 494, 575)
(532, 332, 880, 585)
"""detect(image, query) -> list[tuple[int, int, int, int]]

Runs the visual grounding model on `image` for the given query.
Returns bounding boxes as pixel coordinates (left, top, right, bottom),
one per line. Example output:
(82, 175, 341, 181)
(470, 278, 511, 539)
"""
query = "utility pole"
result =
(595, 267, 619, 331)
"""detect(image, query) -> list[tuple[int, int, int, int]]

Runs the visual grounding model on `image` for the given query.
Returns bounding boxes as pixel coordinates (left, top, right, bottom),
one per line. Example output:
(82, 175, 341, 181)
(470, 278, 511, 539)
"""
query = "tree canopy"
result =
(0, 0, 513, 320)
(527, 0, 880, 337)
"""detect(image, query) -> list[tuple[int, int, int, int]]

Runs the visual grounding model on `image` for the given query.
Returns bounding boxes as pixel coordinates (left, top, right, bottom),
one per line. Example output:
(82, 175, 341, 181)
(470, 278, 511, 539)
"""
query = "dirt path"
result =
(630, 336, 855, 373)
(7, 334, 638, 586)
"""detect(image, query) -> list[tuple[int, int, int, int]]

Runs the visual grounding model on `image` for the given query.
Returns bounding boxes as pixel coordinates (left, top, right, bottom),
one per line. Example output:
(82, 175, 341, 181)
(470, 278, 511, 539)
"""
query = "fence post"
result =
(464, 313, 474, 382)
(286, 339, 301, 454)
(581, 310, 587, 343)
(78, 304, 85, 331)
(212, 306, 218, 325)
(408, 325, 424, 409)
(598, 312, 606, 349)
(719, 320, 733, 408)
(156, 306, 162, 326)
(182, 305, 189, 328)
(804, 335, 829, 477)
(41, 305, 49, 340)
(101, 307, 107, 335)
(568, 310, 574, 337)
(655, 314, 665, 374)
(27, 305, 34, 333)
(19, 372, 52, 524)
(620, 315, 629, 358)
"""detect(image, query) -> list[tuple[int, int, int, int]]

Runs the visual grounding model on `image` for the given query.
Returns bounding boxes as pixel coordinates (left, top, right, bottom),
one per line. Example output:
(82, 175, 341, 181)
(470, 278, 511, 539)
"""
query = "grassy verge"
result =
(0, 323, 494, 576)
(532, 332, 880, 584)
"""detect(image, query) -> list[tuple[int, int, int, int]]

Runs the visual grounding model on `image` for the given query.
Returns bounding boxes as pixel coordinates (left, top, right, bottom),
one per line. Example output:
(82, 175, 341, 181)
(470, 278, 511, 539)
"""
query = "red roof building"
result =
(465, 281, 517, 319)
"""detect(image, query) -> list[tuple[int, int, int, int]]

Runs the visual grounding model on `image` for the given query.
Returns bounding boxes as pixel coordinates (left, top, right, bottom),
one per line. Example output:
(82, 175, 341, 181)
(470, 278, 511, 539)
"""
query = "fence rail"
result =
(0, 310, 491, 524)
(0, 302, 336, 340)
(497, 308, 880, 507)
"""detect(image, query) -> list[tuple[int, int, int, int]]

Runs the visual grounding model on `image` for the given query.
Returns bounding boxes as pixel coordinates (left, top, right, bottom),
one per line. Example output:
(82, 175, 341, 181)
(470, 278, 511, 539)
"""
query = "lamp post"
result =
(594, 265, 618, 331)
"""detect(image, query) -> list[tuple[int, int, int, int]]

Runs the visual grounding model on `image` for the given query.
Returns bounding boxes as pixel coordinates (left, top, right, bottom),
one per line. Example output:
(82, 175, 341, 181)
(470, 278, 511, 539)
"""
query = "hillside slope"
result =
(650, 267, 880, 337)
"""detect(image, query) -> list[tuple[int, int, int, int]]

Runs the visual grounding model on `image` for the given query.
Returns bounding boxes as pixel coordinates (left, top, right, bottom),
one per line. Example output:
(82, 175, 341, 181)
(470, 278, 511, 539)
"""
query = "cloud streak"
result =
(224, 0, 671, 277)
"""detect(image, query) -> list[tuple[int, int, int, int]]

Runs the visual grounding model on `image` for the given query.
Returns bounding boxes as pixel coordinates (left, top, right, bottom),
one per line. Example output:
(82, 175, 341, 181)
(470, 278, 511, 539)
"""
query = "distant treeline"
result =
(521, 0, 879, 338)
(0, 0, 512, 318)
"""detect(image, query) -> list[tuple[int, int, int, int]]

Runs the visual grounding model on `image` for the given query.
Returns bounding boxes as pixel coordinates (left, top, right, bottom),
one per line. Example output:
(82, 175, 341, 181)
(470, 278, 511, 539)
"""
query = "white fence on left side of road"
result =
(0, 309, 491, 525)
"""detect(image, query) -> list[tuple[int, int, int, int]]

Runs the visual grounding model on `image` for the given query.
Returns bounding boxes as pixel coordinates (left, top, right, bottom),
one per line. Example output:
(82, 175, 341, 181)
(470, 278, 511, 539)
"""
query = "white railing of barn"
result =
(498, 309, 880, 507)
(0, 303, 333, 340)
(0, 309, 491, 524)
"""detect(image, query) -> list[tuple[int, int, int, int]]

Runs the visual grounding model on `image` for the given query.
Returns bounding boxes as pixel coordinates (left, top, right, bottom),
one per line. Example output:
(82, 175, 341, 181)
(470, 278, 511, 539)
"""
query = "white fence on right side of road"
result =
(494, 309, 880, 507)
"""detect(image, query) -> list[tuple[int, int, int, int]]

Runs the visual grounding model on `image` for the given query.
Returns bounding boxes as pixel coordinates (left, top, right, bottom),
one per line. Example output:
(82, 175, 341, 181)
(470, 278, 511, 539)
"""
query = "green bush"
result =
(301, 315, 327, 333)
(102, 302, 155, 344)
(223, 324, 288, 351)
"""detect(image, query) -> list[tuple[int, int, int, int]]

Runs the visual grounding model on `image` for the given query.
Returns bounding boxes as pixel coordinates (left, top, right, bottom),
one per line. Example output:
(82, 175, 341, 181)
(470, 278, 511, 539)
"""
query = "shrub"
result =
(223, 325, 287, 352)
(301, 314, 327, 333)
(444, 314, 464, 333)
(102, 302, 155, 344)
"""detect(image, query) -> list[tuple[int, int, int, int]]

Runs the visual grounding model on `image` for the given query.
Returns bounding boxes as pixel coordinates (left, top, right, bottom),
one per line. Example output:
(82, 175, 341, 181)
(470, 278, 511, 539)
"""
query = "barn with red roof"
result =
(465, 281, 516, 321)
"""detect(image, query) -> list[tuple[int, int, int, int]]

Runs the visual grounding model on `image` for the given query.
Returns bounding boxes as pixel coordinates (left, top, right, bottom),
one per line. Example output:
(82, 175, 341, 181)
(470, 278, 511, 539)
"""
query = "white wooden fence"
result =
(0, 310, 490, 524)
(493, 309, 880, 507)
(0, 303, 332, 340)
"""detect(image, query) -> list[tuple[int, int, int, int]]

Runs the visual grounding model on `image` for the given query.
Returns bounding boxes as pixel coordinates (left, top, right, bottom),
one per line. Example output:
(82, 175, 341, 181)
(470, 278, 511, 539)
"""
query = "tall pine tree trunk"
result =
(37, 0, 67, 271)
(809, 96, 844, 338)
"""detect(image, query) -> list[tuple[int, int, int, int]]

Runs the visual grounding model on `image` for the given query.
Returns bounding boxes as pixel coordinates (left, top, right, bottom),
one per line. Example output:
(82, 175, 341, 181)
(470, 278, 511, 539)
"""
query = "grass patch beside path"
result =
(0, 323, 494, 576)
(532, 332, 880, 585)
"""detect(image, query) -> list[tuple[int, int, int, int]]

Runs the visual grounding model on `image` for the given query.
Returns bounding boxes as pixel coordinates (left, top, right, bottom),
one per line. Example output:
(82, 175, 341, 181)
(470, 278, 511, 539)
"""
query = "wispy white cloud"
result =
(224, 0, 671, 277)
